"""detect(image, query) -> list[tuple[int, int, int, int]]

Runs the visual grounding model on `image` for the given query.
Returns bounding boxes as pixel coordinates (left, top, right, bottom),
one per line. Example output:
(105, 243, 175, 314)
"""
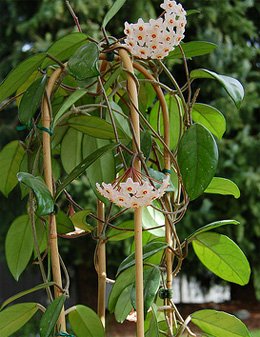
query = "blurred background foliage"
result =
(0, 0, 259, 310)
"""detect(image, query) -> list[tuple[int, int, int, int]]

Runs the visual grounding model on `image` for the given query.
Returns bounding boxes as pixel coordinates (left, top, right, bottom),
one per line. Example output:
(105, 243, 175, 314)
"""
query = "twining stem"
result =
(118, 48, 144, 337)
(42, 67, 66, 331)
(97, 200, 106, 327)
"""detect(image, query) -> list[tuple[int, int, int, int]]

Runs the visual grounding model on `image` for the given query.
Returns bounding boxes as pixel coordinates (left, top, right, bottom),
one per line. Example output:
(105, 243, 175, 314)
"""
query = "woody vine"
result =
(0, 1, 252, 337)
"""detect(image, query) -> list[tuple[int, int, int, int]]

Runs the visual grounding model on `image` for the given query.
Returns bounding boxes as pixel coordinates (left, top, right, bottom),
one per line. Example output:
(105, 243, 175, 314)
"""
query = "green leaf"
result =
(114, 285, 133, 323)
(56, 211, 75, 234)
(18, 75, 48, 124)
(17, 172, 54, 216)
(192, 103, 226, 139)
(5, 215, 33, 280)
(141, 130, 153, 161)
(61, 128, 84, 173)
(178, 124, 218, 200)
(117, 241, 168, 275)
(145, 305, 160, 337)
(68, 115, 125, 139)
(205, 177, 240, 198)
(168, 41, 217, 59)
(108, 266, 136, 313)
(142, 207, 165, 237)
(192, 232, 251, 285)
(102, 0, 126, 28)
(40, 295, 66, 337)
(191, 309, 251, 337)
(0, 53, 46, 103)
(70, 210, 93, 233)
(53, 89, 87, 126)
(107, 220, 134, 241)
(190, 69, 244, 108)
(69, 305, 105, 337)
(187, 220, 240, 242)
(42, 32, 88, 68)
(0, 303, 38, 337)
(0, 141, 25, 197)
(68, 42, 100, 81)
(55, 143, 118, 199)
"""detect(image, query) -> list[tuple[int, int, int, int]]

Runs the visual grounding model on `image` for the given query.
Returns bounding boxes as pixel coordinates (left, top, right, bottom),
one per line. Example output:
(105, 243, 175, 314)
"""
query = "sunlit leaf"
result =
(107, 220, 134, 241)
(142, 207, 165, 237)
(168, 41, 217, 59)
(205, 177, 240, 198)
(70, 210, 93, 233)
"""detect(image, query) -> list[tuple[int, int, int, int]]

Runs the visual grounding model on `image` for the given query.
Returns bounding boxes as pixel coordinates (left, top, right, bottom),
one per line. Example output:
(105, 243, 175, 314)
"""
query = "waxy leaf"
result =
(0, 303, 38, 337)
(178, 124, 218, 200)
(192, 103, 226, 139)
(190, 69, 244, 108)
(205, 177, 240, 198)
(5, 215, 33, 280)
(102, 0, 126, 28)
(168, 41, 217, 59)
(68, 42, 100, 80)
(61, 128, 84, 173)
(0, 141, 25, 197)
(0, 53, 46, 103)
(68, 115, 125, 139)
(114, 285, 133, 323)
(69, 305, 105, 337)
(56, 211, 75, 234)
(70, 210, 93, 233)
(192, 232, 251, 285)
(40, 294, 66, 337)
(191, 309, 251, 337)
(142, 206, 165, 237)
(107, 220, 134, 241)
(17, 172, 54, 216)
(117, 241, 167, 275)
(19, 75, 47, 124)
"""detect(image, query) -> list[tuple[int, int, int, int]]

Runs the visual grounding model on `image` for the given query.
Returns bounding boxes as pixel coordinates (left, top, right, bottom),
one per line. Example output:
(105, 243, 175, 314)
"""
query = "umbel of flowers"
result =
(124, 0, 186, 59)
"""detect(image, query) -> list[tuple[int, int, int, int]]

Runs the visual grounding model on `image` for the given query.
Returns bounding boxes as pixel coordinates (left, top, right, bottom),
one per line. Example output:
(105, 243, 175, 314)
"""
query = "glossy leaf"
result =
(107, 220, 134, 241)
(102, 0, 126, 28)
(68, 42, 99, 80)
(142, 207, 165, 237)
(168, 41, 217, 59)
(205, 177, 240, 198)
(145, 306, 160, 337)
(56, 211, 75, 234)
(55, 143, 118, 199)
(18, 75, 47, 124)
(53, 89, 87, 126)
(17, 172, 54, 216)
(61, 128, 84, 173)
(5, 215, 33, 280)
(114, 285, 133, 323)
(69, 305, 105, 337)
(0, 303, 38, 337)
(68, 115, 125, 139)
(190, 69, 244, 108)
(0, 53, 46, 103)
(187, 220, 240, 242)
(0, 141, 25, 197)
(109, 101, 131, 139)
(192, 103, 226, 139)
(192, 232, 251, 285)
(117, 241, 167, 275)
(191, 309, 251, 337)
(177, 124, 218, 200)
(40, 294, 66, 337)
(70, 210, 93, 232)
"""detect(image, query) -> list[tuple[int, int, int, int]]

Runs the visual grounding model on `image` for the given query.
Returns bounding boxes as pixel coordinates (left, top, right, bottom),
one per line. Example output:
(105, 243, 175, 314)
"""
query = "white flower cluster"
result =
(96, 176, 170, 208)
(123, 0, 186, 59)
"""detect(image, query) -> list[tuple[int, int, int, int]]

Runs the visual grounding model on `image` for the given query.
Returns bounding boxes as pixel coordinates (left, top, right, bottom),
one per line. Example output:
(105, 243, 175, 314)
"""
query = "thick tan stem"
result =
(97, 200, 106, 327)
(42, 67, 66, 331)
(118, 49, 144, 337)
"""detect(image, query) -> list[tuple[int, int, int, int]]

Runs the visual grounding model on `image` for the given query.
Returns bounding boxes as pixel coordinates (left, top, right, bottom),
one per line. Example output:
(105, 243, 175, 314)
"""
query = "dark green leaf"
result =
(168, 41, 217, 59)
(55, 143, 118, 200)
(5, 215, 33, 281)
(117, 241, 168, 275)
(0, 141, 25, 197)
(192, 103, 226, 139)
(102, 0, 126, 28)
(0, 53, 46, 103)
(70, 210, 93, 233)
(61, 128, 84, 173)
(19, 75, 47, 124)
(187, 220, 240, 242)
(205, 177, 240, 198)
(69, 305, 105, 337)
(191, 309, 251, 337)
(68, 42, 100, 81)
(40, 295, 66, 337)
(114, 285, 133, 323)
(178, 124, 218, 200)
(192, 232, 251, 285)
(56, 211, 75, 234)
(107, 220, 134, 241)
(190, 69, 244, 108)
(0, 303, 38, 337)
(68, 115, 125, 139)
(141, 130, 153, 161)
(17, 172, 54, 216)
(186, 9, 201, 16)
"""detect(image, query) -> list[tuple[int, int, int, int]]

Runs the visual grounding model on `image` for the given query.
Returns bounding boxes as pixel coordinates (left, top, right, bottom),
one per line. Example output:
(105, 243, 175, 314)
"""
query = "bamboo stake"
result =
(97, 200, 106, 327)
(42, 67, 66, 332)
(118, 48, 144, 337)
